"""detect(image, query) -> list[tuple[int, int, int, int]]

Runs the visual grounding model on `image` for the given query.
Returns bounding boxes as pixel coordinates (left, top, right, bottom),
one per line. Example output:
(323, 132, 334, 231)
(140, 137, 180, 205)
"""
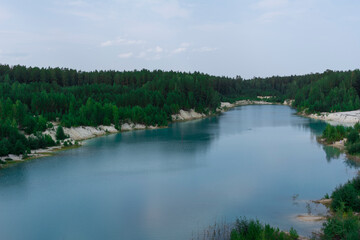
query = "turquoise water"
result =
(0, 105, 358, 240)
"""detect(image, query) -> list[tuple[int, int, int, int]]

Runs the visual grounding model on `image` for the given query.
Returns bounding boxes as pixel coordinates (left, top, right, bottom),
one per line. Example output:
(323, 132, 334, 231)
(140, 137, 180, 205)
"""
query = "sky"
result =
(0, 0, 359, 79)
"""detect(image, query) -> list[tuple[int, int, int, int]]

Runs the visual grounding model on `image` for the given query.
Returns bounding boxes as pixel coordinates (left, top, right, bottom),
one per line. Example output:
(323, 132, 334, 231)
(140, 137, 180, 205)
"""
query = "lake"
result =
(0, 105, 358, 240)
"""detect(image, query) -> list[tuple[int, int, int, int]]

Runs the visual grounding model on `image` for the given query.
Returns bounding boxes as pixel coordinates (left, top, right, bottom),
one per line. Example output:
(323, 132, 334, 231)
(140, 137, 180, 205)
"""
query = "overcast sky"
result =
(0, 0, 359, 78)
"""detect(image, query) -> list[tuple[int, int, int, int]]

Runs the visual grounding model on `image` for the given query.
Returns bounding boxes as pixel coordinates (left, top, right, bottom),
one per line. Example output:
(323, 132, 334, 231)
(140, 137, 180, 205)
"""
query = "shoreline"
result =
(6, 99, 359, 167)
(317, 137, 360, 162)
(0, 100, 288, 168)
(0, 124, 164, 167)
(299, 110, 360, 127)
(1, 100, 357, 236)
(298, 108, 360, 161)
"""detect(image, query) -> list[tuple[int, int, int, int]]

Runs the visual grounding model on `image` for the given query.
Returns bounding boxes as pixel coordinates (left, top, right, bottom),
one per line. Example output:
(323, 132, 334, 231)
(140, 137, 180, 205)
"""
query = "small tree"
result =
(56, 126, 67, 140)
(0, 139, 10, 156)
(347, 128, 359, 144)
(14, 140, 26, 155)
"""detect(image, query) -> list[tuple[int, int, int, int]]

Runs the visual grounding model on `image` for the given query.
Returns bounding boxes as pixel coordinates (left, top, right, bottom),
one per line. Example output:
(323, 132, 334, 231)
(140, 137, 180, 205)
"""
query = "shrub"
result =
(289, 227, 298, 240)
(46, 122, 54, 129)
(322, 210, 360, 240)
(347, 128, 359, 144)
(322, 124, 346, 143)
(43, 134, 56, 147)
(35, 115, 47, 132)
(0, 139, 10, 156)
(14, 140, 26, 155)
(56, 126, 67, 140)
(347, 142, 360, 154)
(336, 125, 346, 138)
(230, 218, 298, 240)
(354, 122, 360, 132)
(331, 177, 360, 212)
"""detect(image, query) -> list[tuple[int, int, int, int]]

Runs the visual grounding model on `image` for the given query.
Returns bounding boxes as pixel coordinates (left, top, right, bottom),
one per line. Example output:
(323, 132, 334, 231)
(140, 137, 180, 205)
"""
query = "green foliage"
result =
(36, 115, 48, 132)
(331, 176, 360, 212)
(0, 119, 56, 157)
(0, 65, 226, 135)
(354, 122, 360, 132)
(1, 64, 360, 156)
(322, 175, 360, 239)
(322, 210, 360, 240)
(23, 115, 37, 134)
(292, 70, 360, 113)
(0, 138, 10, 156)
(321, 123, 360, 155)
(347, 142, 360, 155)
(63, 140, 73, 147)
(347, 128, 359, 144)
(230, 218, 298, 240)
(288, 228, 298, 240)
(14, 140, 26, 155)
(345, 124, 360, 154)
(46, 122, 53, 129)
(322, 125, 346, 143)
(56, 126, 67, 140)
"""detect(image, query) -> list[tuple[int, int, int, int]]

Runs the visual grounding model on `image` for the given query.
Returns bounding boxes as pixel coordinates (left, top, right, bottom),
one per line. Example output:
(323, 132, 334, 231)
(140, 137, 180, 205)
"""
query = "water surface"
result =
(0, 105, 358, 240)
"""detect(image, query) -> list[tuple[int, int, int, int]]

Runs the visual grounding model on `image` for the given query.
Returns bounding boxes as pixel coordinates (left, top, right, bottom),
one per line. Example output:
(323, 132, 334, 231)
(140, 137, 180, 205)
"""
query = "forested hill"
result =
(0, 64, 360, 157)
(248, 69, 360, 113)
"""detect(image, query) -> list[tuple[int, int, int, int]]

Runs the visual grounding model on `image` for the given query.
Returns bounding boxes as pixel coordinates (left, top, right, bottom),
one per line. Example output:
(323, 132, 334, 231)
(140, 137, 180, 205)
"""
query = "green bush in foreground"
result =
(331, 176, 360, 212)
(322, 210, 360, 240)
(230, 218, 298, 240)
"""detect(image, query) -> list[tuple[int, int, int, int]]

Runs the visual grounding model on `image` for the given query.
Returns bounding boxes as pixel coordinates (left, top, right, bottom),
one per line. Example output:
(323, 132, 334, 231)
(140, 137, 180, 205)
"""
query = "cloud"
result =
(170, 42, 191, 54)
(172, 47, 186, 54)
(193, 47, 217, 53)
(101, 37, 145, 47)
(147, 46, 163, 53)
(118, 52, 133, 58)
(137, 46, 165, 59)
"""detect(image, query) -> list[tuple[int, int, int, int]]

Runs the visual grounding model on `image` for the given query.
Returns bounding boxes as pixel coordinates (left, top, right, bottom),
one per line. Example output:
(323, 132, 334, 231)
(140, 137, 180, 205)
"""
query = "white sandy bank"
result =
(218, 99, 293, 112)
(171, 99, 293, 122)
(219, 100, 272, 109)
(171, 100, 286, 121)
(0, 123, 158, 162)
(307, 110, 360, 125)
(44, 123, 160, 142)
(296, 215, 327, 222)
(1, 100, 293, 162)
(171, 109, 206, 121)
(43, 125, 119, 141)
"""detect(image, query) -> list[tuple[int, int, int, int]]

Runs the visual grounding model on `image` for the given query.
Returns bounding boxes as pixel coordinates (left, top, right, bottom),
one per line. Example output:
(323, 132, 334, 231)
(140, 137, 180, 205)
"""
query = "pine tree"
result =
(56, 126, 67, 140)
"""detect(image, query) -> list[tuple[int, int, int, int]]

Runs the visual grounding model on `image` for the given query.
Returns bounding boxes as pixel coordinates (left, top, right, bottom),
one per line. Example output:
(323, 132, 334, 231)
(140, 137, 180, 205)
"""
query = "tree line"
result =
(1, 64, 360, 157)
